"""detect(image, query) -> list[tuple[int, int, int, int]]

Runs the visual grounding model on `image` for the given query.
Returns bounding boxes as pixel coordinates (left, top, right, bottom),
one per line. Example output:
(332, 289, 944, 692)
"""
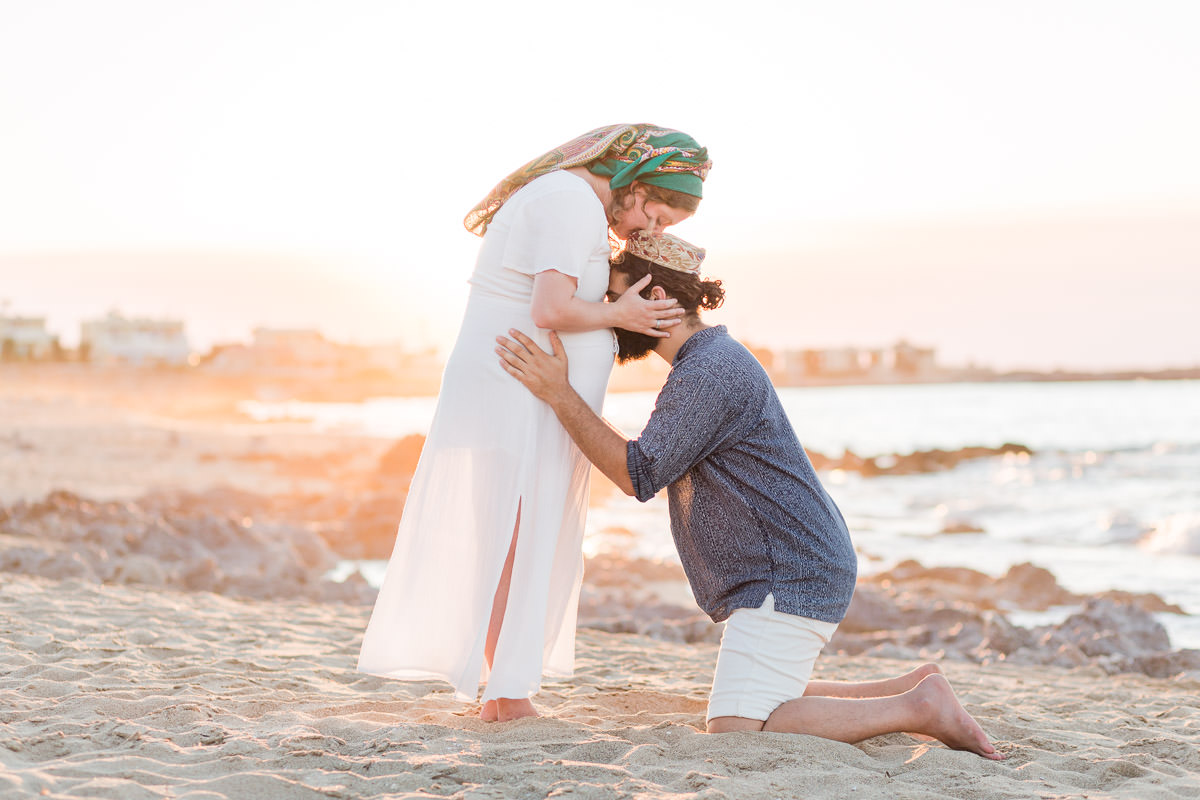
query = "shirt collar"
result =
(673, 325, 727, 364)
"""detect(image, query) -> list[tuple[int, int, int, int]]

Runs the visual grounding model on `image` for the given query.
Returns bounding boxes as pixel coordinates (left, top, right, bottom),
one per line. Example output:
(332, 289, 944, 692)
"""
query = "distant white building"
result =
(779, 346, 876, 382)
(777, 341, 939, 384)
(891, 340, 938, 378)
(80, 311, 190, 366)
(0, 312, 58, 360)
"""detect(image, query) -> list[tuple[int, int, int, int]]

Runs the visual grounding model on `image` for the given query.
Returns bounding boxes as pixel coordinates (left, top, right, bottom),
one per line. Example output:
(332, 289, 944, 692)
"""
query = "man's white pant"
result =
(707, 593, 839, 723)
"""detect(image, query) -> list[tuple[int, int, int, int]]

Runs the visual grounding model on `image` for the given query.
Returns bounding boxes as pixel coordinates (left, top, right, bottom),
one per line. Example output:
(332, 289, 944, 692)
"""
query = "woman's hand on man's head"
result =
(611, 275, 683, 338)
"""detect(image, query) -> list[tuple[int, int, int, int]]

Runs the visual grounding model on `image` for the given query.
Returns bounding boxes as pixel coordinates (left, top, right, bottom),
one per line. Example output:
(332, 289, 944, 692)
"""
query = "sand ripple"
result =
(2, 574, 1198, 799)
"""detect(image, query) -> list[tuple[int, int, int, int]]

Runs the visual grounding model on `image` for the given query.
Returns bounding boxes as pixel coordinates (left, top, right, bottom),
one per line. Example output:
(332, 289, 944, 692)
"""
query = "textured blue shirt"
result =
(626, 326, 857, 624)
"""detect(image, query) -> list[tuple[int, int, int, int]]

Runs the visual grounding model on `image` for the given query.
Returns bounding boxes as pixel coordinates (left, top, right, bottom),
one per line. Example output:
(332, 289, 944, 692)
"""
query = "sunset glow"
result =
(2, 1, 1198, 369)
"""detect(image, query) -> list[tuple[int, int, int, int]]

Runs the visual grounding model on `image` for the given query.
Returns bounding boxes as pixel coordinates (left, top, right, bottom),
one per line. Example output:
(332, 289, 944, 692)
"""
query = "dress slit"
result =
(483, 500, 523, 677)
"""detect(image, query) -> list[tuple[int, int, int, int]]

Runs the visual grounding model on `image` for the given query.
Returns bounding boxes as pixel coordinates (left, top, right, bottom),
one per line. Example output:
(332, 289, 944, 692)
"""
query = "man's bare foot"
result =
(910, 674, 1006, 760)
(893, 663, 944, 698)
(904, 664, 947, 740)
(908, 662, 944, 682)
(480, 699, 498, 722)
(496, 697, 538, 721)
(805, 662, 946, 700)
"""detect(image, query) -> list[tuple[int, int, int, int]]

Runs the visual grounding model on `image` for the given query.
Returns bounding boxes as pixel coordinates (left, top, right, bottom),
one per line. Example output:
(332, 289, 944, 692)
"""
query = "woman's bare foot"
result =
(480, 699, 498, 722)
(496, 697, 538, 721)
(910, 674, 1006, 760)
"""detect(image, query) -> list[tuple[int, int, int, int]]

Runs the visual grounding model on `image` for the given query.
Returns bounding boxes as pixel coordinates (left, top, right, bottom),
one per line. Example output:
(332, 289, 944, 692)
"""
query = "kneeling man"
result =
(496, 231, 1004, 759)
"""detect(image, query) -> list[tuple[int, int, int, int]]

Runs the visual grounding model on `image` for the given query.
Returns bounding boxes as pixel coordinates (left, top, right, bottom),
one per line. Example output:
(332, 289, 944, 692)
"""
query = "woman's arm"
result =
(530, 270, 684, 338)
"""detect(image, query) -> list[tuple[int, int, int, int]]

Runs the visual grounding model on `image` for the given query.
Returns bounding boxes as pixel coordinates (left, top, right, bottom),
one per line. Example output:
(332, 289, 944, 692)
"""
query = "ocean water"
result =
(243, 380, 1200, 648)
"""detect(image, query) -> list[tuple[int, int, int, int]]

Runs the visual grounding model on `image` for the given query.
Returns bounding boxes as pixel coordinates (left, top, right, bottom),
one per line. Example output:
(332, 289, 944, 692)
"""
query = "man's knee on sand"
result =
(705, 595, 834, 727)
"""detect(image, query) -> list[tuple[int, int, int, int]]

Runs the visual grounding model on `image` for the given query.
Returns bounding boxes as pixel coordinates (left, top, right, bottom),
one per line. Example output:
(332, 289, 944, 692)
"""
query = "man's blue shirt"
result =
(626, 326, 857, 624)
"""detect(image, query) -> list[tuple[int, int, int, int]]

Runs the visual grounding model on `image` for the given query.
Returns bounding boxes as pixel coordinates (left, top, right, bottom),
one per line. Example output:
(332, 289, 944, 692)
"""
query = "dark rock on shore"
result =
(312, 434, 423, 559)
(578, 587, 723, 645)
(193, 434, 424, 561)
(0, 489, 375, 605)
(377, 434, 425, 478)
(1015, 599, 1200, 677)
(316, 494, 407, 560)
(859, 559, 1182, 614)
(0, 429, 425, 600)
(584, 553, 689, 586)
(806, 442, 1033, 477)
(578, 555, 721, 644)
(831, 561, 1196, 678)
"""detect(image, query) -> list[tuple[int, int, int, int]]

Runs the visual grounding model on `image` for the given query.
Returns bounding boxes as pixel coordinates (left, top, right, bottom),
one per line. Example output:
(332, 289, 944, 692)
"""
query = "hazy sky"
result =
(2, 0, 1198, 369)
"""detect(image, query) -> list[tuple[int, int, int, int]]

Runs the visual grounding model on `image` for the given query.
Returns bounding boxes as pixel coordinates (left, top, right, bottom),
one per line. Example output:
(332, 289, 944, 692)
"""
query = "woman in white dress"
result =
(358, 125, 711, 721)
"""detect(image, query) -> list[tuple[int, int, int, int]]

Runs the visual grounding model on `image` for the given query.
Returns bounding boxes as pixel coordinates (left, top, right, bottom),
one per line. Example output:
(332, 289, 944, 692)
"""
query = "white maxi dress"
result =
(358, 171, 616, 701)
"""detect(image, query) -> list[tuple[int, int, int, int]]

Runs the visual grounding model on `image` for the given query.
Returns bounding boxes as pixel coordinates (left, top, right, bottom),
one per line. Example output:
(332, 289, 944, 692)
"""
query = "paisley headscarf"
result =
(464, 124, 710, 237)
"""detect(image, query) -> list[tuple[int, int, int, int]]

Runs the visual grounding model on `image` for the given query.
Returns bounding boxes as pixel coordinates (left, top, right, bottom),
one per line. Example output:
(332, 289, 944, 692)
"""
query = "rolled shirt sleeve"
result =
(626, 370, 733, 502)
(626, 440, 658, 503)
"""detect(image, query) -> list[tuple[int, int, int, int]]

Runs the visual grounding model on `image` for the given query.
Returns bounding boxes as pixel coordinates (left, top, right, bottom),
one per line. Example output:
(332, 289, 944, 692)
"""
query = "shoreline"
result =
(3, 362, 1200, 409)
(5, 484, 1198, 680)
(3, 382, 1197, 673)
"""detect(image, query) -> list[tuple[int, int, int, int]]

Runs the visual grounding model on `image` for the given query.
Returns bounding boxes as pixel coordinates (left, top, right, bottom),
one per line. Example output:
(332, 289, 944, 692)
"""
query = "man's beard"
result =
(615, 327, 658, 364)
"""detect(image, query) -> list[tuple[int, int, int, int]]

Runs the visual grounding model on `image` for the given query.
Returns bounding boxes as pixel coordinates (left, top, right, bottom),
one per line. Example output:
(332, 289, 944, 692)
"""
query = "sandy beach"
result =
(3, 573, 1199, 800)
(3, 368, 1200, 799)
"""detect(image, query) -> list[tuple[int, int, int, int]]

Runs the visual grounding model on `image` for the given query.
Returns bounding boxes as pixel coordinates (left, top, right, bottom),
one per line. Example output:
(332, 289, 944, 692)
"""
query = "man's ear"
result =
(649, 285, 668, 301)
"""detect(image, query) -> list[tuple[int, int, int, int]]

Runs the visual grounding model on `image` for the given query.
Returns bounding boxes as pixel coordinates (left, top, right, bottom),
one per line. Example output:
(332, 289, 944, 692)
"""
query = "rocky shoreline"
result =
(578, 553, 1200, 679)
(805, 442, 1033, 477)
(0, 488, 375, 605)
(4, 479, 1198, 682)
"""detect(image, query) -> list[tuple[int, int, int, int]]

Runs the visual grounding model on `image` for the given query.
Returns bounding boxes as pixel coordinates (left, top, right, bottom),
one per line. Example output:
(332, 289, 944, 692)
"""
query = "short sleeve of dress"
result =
(500, 187, 604, 279)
